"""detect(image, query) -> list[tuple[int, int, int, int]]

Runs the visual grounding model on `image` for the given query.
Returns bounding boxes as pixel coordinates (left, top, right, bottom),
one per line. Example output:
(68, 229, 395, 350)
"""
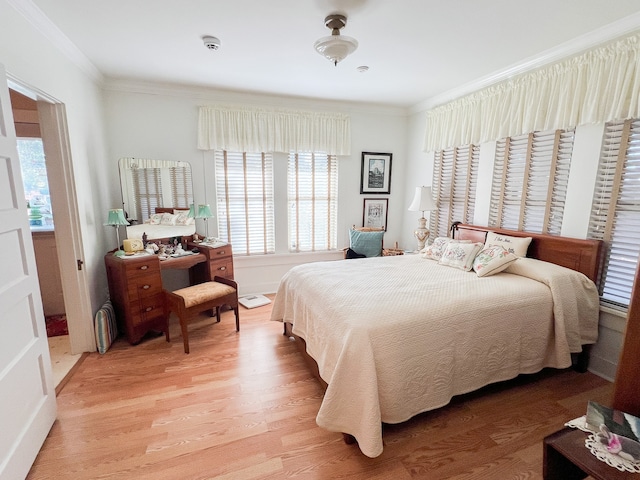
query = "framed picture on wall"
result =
(360, 152, 392, 194)
(363, 198, 388, 231)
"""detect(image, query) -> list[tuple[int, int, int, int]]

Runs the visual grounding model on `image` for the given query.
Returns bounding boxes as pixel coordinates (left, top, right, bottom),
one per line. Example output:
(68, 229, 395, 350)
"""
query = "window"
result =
(131, 166, 162, 221)
(431, 144, 479, 238)
(588, 119, 640, 310)
(489, 128, 574, 234)
(17, 137, 54, 229)
(214, 151, 275, 255)
(287, 152, 338, 252)
(169, 165, 193, 209)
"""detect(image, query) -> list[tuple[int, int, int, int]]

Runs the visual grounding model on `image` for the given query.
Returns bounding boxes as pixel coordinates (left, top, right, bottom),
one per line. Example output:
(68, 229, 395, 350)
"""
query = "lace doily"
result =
(585, 433, 640, 473)
(565, 416, 640, 473)
(565, 415, 595, 433)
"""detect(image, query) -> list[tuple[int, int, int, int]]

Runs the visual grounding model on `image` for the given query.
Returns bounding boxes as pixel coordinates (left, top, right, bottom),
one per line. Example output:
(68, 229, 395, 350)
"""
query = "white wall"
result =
(405, 108, 627, 380)
(103, 82, 409, 294)
(0, 1, 113, 350)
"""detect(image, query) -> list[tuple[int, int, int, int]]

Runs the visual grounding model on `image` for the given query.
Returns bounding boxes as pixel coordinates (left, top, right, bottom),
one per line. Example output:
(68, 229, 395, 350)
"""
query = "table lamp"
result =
(106, 208, 130, 256)
(408, 186, 437, 251)
(196, 204, 214, 242)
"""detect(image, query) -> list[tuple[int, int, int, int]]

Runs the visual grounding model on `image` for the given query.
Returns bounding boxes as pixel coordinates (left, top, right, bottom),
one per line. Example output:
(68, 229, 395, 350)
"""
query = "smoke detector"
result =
(202, 36, 221, 50)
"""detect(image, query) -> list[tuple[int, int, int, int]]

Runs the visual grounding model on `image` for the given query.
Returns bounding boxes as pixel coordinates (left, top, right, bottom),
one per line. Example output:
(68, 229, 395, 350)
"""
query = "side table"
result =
(543, 427, 636, 479)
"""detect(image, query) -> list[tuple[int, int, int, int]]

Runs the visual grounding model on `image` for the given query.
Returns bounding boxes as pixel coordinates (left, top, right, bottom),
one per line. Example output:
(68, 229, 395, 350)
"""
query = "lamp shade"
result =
(105, 208, 130, 226)
(314, 35, 358, 65)
(408, 187, 437, 213)
(187, 203, 196, 218)
(196, 204, 213, 219)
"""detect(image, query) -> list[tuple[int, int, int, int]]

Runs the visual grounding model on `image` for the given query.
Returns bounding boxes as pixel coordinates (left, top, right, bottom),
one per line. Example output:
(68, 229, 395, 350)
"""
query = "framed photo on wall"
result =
(363, 198, 388, 231)
(360, 152, 392, 194)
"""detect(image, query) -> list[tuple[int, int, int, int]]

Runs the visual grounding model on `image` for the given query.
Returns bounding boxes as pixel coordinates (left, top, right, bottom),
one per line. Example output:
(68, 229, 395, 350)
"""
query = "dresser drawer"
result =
(123, 258, 160, 278)
(209, 258, 234, 278)
(127, 277, 163, 300)
(129, 293, 165, 327)
(210, 246, 232, 259)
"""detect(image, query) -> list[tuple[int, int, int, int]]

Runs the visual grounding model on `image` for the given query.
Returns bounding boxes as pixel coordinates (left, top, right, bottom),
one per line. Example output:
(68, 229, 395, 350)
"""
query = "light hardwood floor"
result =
(28, 297, 612, 479)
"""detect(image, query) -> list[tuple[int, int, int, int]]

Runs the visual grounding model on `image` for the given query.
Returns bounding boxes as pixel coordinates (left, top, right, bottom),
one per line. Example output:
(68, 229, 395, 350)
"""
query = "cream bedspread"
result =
(270, 255, 600, 458)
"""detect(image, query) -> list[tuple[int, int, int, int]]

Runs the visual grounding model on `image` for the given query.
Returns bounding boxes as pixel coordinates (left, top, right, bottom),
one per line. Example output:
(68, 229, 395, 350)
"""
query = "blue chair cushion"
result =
(349, 229, 384, 257)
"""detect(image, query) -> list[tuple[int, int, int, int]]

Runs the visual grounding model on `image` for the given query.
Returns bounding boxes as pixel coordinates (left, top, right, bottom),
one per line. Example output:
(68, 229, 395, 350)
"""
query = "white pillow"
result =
(160, 212, 177, 225)
(421, 237, 450, 260)
(472, 245, 518, 277)
(484, 232, 532, 257)
(438, 242, 484, 271)
(421, 237, 472, 261)
(174, 210, 193, 226)
(148, 213, 162, 225)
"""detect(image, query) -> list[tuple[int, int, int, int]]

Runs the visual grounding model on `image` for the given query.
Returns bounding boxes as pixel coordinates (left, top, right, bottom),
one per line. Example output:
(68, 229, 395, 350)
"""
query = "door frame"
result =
(9, 76, 95, 353)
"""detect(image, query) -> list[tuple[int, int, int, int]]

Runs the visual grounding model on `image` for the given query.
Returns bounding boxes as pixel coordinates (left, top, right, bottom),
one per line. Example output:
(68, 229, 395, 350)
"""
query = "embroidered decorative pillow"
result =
(421, 237, 451, 260)
(349, 229, 384, 257)
(148, 213, 162, 225)
(472, 245, 518, 277)
(484, 232, 532, 257)
(160, 212, 177, 225)
(422, 238, 472, 261)
(438, 242, 484, 271)
(174, 210, 193, 226)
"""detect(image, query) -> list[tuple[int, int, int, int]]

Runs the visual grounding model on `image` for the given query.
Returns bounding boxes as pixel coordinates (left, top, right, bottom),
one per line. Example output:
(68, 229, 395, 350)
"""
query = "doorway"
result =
(8, 81, 94, 383)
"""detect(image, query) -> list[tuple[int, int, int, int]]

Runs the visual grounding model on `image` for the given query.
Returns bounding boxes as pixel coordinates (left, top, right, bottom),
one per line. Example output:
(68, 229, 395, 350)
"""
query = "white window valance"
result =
(424, 33, 640, 152)
(197, 105, 351, 156)
(119, 157, 190, 170)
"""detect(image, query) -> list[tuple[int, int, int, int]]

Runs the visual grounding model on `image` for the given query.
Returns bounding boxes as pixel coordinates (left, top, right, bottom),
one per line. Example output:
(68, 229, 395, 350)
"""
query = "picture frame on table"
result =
(360, 152, 392, 194)
(363, 198, 388, 231)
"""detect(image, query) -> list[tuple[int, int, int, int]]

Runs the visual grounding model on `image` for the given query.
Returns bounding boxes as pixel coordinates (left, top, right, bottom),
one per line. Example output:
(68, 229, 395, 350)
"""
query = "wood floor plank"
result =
(27, 296, 614, 479)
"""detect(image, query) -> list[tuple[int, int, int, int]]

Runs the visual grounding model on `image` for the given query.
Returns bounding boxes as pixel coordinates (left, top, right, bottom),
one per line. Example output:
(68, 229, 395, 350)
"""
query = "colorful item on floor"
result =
(45, 314, 68, 337)
(94, 300, 118, 354)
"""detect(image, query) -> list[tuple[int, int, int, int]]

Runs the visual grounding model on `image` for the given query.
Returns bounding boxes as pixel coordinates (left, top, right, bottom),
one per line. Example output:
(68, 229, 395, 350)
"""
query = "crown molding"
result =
(409, 12, 640, 114)
(7, 0, 103, 84)
(103, 78, 410, 117)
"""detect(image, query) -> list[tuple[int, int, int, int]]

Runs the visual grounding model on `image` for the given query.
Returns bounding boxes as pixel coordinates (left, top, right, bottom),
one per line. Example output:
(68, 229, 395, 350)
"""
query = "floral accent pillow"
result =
(160, 212, 177, 225)
(484, 231, 532, 257)
(421, 237, 450, 260)
(146, 213, 162, 225)
(422, 238, 473, 261)
(174, 210, 194, 226)
(438, 242, 484, 271)
(472, 245, 518, 277)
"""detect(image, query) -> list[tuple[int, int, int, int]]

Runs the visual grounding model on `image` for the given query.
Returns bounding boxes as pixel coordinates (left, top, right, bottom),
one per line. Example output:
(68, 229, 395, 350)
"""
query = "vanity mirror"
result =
(118, 157, 196, 240)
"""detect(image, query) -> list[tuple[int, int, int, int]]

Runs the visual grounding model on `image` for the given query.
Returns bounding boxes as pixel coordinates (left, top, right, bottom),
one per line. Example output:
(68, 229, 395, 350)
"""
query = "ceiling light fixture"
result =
(314, 14, 358, 66)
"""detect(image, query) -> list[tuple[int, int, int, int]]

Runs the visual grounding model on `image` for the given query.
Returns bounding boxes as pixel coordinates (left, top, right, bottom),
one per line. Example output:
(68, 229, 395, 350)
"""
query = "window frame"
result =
(287, 151, 338, 253)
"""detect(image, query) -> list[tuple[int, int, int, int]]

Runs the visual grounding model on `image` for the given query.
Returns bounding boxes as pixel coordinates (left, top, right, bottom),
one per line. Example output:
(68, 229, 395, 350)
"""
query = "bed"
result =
(125, 207, 196, 240)
(270, 223, 604, 458)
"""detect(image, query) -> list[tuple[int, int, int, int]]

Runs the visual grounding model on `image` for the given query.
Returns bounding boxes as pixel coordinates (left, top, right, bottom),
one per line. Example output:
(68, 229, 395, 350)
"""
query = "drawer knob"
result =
(142, 285, 150, 290)
(145, 306, 153, 312)
(140, 265, 148, 270)
(217, 251, 226, 255)
(219, 266, 226, 271)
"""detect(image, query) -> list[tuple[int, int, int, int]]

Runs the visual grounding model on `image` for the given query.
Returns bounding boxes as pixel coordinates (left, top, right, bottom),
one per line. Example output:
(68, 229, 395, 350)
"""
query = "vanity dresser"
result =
(105, 239, 234, 344)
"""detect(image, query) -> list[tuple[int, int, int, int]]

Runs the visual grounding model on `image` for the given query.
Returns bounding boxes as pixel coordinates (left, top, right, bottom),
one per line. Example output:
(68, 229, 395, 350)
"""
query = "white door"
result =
(0, 65, 56, 479)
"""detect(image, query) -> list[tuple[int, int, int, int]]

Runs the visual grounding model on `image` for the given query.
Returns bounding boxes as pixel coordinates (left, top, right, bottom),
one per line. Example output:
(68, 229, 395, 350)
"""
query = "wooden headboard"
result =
(452, 223, 604, 283)
(156, 207, 189, 213)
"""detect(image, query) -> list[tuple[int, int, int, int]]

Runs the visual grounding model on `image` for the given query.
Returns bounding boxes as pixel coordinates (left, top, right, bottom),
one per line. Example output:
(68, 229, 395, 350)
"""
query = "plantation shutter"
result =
(431, 145, 479, 238)
(214, 151, 275, 255)
(169, 165, 194, 209)
(588, 119, 640, 309)
(287, 152, 338, 252)
(489, 128, 574, 234)
(132, 166, 162, 221)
